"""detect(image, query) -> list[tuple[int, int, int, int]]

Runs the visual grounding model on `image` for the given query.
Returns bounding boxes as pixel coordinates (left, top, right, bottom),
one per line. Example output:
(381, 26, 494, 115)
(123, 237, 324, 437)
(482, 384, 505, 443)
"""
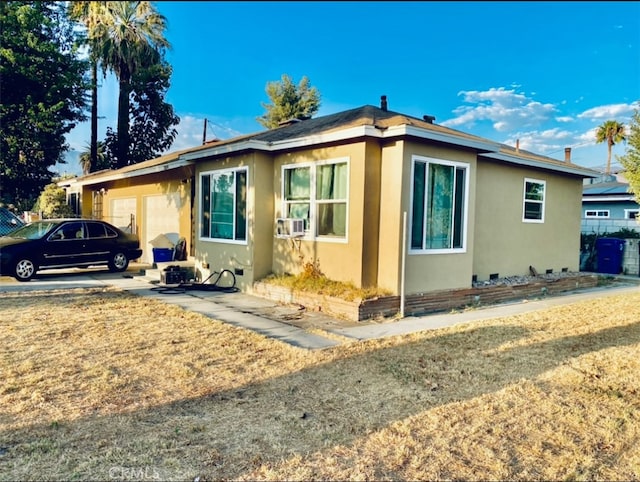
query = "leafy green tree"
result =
(596, 120, 626, 175)
(90, 1, 170, 168)
(257, 74, 321, 129)
(619, 110, 640, 203)
(0, 1, 88, 212)
(103, 59, 179, 166)
(33, 182, 75, 218)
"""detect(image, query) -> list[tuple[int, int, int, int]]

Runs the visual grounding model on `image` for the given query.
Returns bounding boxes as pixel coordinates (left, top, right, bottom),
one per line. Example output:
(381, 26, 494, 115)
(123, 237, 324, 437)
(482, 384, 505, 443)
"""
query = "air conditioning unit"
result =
(276, 218, 305, 238)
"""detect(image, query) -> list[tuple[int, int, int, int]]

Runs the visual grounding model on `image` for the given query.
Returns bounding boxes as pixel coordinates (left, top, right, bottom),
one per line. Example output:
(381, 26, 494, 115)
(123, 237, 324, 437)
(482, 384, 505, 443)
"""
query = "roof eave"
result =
(481, 152, 599, 178)
(58, 159, 194, 187)
(582, 195, 636, 202)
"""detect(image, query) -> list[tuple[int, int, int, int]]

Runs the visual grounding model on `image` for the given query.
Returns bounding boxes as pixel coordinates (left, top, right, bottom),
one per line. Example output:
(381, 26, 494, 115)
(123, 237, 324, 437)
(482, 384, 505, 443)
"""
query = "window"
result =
(282, 159, 348, 238)
(585, 210, 610, 218)
(625, 209, 639, 220)
(410, 156, 469, 252)
(523, 178, 545, 222)
(200, 168, 247, 242)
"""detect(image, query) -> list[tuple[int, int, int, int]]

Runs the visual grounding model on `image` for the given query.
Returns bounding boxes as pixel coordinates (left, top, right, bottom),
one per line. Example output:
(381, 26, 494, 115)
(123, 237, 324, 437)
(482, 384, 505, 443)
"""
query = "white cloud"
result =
(502, 127, 574, 155)
(577, 101, 640, 121)
(169, 114, 246, 152)
(441, 87, 557, 132)
(555, 116, 574, 123)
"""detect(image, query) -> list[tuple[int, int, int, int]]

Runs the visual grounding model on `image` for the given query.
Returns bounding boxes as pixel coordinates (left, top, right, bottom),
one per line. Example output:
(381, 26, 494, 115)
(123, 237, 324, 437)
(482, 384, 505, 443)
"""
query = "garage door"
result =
(110, 198, 137, 233)
(143, 193, 181, 264)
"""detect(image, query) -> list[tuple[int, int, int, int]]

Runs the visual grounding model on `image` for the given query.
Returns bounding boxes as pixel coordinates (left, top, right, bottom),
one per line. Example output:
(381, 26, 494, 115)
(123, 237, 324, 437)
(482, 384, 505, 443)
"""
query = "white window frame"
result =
(624, 209, 639, 220)
(409, 155, 470, 254)
(522, 178, 546, 223)
(281, 157, 349, 242)
(585, 210, 610, 218)
(199, 166, 248, 245)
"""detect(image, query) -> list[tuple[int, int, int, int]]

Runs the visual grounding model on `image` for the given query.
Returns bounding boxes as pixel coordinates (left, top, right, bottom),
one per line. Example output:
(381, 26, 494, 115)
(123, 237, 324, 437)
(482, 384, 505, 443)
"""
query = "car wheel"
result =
(109, 252, 129, 272)
(14, 258, 36, 281)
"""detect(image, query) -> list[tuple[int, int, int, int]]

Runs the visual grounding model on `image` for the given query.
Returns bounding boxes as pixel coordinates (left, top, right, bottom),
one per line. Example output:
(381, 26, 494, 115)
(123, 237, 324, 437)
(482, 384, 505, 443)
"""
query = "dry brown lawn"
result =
(1, 285, 639, 481)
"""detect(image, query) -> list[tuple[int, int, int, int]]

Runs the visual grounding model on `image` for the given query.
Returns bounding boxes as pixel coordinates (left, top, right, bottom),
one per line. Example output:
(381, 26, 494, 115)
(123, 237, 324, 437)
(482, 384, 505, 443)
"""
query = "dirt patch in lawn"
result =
(1, 286, 639, 480)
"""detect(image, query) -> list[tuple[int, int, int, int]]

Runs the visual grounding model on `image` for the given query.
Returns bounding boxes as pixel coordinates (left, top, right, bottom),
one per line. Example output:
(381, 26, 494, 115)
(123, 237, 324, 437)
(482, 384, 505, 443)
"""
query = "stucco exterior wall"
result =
(194, 155, 260, 292)
(398, 141, 477, 294)
(96, 171, 193, 263)
(271, 143, 370, 288)
(376, 140, 405, 294)
(473, 160, 583, 280)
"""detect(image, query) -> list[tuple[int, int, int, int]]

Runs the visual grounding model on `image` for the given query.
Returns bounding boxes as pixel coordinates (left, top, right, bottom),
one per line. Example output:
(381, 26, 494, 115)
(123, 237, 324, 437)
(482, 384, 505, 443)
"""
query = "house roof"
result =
(582, 180, 636, 202)
(64, 104, 599, 187)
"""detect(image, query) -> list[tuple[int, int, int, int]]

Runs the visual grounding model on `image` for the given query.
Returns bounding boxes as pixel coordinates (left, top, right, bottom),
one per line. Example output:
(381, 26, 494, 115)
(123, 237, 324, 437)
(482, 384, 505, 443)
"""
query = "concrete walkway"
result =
(1, 267, 639, 350)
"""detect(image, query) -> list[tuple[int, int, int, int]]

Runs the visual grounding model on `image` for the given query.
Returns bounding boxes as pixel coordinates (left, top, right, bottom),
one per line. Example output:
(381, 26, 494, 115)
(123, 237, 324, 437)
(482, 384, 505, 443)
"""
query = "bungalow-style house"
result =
(582, 174, 640, 235)
(61, 97, 597, 297)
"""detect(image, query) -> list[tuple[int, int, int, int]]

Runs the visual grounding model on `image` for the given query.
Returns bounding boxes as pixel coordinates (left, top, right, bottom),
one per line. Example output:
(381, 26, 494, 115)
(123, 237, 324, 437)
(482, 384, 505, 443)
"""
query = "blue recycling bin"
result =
(152, 247, 174, 263)
(595, 238, 625, 274)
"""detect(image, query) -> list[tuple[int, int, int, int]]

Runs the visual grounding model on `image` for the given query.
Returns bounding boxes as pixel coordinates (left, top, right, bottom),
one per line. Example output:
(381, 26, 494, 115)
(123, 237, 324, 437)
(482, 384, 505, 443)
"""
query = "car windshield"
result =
(8, 221, 58, 240)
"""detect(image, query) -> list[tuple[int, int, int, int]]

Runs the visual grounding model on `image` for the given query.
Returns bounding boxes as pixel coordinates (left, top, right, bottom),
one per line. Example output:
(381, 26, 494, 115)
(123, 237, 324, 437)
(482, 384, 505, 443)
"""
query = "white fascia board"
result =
(393, 125, 501, 152)
(181, 127, 378, 159)
(268, 126, 379, 149)
(179, 124, 502, 161)
(483, 152, 598, 178)
(68, 159, 193, 187)
(582, 195, 636, 202)
(180, 139, 272, 160)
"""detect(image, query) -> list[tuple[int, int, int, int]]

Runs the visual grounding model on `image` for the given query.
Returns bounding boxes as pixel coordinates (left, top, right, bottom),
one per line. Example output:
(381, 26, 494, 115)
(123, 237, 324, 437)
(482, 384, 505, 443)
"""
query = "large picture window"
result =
(523, 178, 545, 223)
(282, 159, 348, 239)
(410, 156, 469, 252)
(200, 168, 247, 242)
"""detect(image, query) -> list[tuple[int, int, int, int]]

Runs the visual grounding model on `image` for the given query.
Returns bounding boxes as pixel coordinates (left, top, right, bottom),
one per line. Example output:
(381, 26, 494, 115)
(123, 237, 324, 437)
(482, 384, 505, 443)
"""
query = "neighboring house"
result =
(582, 174, 640, 235)
(61, 98, 597, 295)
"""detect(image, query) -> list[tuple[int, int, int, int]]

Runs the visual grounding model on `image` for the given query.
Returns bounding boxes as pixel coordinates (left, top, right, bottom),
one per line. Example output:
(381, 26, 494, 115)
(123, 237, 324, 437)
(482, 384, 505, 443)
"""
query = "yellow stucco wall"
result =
(95, 170, 193, 263)
(473, 160, 583, 280)
(377, 141, 478, 294)
(149, 137, 584, 297)
(271, 143, 370, 288)
(194, 153, 273, 291)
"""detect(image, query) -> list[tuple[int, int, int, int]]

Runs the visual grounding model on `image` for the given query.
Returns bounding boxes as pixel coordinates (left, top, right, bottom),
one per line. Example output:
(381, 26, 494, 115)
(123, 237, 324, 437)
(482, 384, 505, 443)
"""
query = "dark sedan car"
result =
(0, 219, 143, 281)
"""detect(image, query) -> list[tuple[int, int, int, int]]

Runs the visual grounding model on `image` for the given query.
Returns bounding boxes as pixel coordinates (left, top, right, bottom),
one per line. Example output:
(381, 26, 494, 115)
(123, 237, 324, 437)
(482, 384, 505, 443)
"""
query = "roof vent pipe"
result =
(564, 147, 572, 163)
(380, 95, 388, 111)
(516, 139, 520, 152)
(423, 115, 436, 124)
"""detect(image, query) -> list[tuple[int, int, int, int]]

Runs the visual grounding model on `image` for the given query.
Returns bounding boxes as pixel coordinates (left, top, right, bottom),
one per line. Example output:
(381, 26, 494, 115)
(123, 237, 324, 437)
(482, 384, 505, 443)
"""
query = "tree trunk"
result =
(90, 60, 98, 172)
(606, 138, 613, 175)
(116, 71, 130, 170)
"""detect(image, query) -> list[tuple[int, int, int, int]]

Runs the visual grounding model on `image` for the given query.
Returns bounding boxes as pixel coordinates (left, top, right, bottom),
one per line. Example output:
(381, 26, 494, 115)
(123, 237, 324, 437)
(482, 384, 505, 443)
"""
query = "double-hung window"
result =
(410, 156, 469, 253)
(200, 167, 247, 242)
(523, 178, 545, 223)
(282, 158, 348, 239)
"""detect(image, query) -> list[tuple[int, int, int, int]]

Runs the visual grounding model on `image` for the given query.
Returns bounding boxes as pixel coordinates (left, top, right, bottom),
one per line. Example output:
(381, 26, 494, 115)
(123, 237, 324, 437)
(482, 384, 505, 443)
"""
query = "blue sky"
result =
(63, 1, 640, 175)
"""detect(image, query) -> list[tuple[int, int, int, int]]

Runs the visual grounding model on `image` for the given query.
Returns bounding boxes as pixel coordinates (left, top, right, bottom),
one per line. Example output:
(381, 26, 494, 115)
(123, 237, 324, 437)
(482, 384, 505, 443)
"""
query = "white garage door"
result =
(110, 198, 137, 233)
(143, 193, 181, 264)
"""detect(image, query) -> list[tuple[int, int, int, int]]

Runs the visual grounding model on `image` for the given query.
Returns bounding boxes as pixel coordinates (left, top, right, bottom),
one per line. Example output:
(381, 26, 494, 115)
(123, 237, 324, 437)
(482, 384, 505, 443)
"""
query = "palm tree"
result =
(596, 120, 626, 175)
(92, 2, 170, 169)
(68, 2, 109, 171)
(79, 141, 107, 175)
